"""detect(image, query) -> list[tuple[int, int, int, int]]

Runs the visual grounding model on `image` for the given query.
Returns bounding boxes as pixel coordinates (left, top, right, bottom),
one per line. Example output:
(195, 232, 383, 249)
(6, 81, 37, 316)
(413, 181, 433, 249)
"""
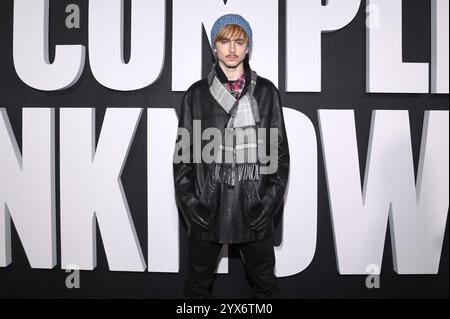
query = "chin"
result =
(224, 61, 243, 69)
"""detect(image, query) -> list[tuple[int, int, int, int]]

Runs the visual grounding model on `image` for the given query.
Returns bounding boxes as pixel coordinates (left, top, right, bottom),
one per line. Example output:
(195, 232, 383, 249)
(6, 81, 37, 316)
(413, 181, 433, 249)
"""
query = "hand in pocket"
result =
(189, 200, 210, 231)
(250, 207, 272, 232)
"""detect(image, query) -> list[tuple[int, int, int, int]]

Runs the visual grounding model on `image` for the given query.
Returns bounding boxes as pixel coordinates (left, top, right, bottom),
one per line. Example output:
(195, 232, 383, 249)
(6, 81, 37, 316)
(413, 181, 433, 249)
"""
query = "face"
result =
(214, 36, 249, 70)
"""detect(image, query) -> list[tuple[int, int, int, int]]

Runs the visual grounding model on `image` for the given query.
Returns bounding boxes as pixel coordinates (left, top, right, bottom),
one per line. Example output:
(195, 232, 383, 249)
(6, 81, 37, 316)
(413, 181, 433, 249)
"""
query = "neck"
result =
(217, 60, 244, 81)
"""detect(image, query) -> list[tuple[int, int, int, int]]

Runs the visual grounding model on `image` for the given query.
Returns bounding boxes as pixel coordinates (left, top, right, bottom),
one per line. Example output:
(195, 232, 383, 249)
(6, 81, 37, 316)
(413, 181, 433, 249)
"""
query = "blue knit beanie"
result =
(210, 14, 253, 49)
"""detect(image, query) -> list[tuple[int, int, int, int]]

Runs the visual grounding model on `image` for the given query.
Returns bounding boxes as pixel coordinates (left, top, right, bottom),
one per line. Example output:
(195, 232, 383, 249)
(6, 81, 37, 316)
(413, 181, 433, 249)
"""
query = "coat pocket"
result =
(247, 180, 262, 206)
(245, 180, 263, 225)
(199, 171, 216, 207)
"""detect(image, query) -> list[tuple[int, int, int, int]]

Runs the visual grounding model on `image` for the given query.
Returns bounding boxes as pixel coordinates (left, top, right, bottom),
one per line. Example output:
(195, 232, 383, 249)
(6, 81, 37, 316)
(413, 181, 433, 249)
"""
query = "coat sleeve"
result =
(260, 86, 290, 218)
(173, 90, 198, 224)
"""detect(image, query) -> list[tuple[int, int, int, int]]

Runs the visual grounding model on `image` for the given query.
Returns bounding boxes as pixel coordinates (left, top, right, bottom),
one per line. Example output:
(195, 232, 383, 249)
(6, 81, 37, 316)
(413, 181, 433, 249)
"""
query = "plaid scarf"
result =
(207, 64, 260, 187)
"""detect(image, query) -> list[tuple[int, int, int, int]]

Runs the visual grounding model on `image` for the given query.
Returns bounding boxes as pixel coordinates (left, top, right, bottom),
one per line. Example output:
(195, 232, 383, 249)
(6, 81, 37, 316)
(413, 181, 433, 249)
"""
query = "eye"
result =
(221, 39, 229, 44)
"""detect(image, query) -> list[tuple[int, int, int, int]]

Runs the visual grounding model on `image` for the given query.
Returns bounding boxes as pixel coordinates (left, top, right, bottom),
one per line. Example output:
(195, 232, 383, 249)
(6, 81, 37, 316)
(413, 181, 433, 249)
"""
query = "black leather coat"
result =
(173, 65, 290, 244)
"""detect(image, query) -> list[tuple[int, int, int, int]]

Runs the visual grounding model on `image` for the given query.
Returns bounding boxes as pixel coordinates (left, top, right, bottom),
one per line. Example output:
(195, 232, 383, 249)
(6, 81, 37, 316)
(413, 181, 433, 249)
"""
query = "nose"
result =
(230, 41, 235, 53)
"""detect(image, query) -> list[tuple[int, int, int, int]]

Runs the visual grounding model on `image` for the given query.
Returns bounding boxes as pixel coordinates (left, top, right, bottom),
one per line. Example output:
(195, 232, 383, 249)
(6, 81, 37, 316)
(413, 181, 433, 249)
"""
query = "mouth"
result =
(227, 55, 238, 60)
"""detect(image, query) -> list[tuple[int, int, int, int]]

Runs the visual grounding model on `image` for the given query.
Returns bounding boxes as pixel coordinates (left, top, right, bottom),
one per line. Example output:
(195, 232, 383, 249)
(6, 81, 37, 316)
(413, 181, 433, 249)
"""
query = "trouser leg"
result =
(239, 236, 280, 299)
(184, 236, 223, 299)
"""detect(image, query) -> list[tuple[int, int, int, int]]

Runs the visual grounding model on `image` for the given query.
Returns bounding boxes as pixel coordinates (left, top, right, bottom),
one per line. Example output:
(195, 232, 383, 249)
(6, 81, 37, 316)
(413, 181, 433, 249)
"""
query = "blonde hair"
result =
(214, 24, 249, 44)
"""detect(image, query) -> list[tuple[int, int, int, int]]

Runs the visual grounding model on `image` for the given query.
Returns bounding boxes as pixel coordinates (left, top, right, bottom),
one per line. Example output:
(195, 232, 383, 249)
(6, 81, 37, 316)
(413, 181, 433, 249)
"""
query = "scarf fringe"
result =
(208, 64, 260, 188)
(213, 163, 259, 187)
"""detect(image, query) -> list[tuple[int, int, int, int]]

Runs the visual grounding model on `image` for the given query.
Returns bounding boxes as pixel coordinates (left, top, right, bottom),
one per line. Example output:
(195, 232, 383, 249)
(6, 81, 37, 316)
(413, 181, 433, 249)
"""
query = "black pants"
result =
(184, 236, 279, 299)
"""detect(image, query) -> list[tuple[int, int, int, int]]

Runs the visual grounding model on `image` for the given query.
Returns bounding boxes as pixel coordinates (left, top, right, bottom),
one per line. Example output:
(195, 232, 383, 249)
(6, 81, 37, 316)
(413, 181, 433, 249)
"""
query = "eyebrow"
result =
(222, 37, 245, 41)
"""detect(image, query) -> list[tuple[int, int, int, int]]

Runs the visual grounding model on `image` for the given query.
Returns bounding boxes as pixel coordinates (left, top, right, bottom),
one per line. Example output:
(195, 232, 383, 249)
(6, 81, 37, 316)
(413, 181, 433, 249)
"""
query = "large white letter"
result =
(147, 108, 229, 273)
(60, 108, 145, 271)
(13, 0, 85, 91)
(275, 108, 317, 277)
(172, 0, 278, 91)
(286, 0, 360, 92)
(89, 0, 165, 90)
(147, 109, 179, 272)
(318, 110, 449, 274)
(0, 108, 55, 268)
(431, 0, 449, 93)
(366, 0, 429, 93)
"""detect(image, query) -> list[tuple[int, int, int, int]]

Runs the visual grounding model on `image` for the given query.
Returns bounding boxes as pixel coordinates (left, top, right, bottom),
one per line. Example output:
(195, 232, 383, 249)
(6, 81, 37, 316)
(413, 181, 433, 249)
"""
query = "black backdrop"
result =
(0, 0, 448, 298)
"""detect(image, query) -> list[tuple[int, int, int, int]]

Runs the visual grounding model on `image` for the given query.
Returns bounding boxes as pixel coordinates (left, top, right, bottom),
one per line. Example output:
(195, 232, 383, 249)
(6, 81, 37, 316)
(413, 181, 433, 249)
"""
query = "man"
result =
(173, 14, 290, 299)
